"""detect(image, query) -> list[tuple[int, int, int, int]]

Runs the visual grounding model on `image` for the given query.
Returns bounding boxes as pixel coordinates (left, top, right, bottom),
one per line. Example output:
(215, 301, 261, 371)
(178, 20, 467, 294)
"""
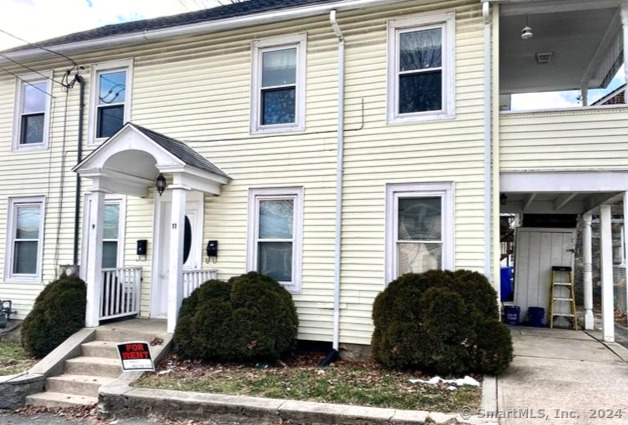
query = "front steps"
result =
(26, 322, 169, 408)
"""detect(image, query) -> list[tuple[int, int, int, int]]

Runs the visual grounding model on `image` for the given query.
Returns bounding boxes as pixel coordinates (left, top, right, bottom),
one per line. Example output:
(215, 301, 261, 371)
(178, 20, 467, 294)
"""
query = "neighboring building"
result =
(0, 0, 627, 352)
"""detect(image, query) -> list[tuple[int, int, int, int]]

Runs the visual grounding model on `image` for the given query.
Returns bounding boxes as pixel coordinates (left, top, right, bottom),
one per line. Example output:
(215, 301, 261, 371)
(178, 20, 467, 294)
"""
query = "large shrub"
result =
(372, 270, 512, 375)
(21, 274, 87, 359)
(174, 272, 298, 362)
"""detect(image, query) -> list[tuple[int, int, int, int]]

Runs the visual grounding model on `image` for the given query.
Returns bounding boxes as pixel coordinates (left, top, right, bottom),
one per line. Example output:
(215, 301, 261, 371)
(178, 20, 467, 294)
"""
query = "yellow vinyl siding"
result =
(500, 108, 628, 171)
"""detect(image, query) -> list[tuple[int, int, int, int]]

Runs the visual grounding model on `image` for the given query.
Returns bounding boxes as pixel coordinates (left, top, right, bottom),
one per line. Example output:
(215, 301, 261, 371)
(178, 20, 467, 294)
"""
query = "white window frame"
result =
(247, 187, 304, 292)
(12, 72, 53, 152)
(5, 196, 46, 283)
(88, 59, 133, 144)
(250, 34, 306, 134)
(385, 182, 454, 284)
(387, 12, 455, 124)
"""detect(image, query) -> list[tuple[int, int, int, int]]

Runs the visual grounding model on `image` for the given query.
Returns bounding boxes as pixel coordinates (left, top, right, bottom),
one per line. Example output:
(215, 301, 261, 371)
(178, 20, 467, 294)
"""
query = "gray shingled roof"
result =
(4, 0, 335, 53)
(131, 123, 231, 179)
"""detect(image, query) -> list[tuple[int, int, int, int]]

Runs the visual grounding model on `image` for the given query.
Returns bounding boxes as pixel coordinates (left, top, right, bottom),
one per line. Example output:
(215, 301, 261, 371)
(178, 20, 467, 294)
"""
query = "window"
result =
(386, 183, 454, 283)
(102, 201, 122, 269)
(387, 12, 455, 123)
(13, 72, 52, 151)
(251, 34, 306, 133)
(247, 188, 303, 291)
(89, 60, 132, 143)
(6, 197, 45, 281)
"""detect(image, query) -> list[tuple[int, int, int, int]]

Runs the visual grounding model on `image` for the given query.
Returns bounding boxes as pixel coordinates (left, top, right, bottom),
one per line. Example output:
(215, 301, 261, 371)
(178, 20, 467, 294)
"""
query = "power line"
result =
(0, 53, 68, 87)
(0, 65, 55, 98)
(0, 28, 78, 67)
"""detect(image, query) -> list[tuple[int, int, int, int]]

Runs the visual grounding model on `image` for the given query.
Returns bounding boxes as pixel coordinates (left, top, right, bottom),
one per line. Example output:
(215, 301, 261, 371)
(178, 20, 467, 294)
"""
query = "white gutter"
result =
(1, 0, 411, 63)
(330, 9, 345, 352)
(483, 2, 492, 279)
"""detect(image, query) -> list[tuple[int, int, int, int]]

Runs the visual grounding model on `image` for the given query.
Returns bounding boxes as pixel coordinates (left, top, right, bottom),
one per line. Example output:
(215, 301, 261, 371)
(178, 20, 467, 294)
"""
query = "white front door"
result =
(151, 191, 204, 318)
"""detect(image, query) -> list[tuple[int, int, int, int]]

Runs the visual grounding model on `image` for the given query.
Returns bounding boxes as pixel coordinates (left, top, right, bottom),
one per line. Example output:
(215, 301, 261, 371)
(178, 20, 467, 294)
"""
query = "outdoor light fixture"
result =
(500, 193, 508, 206)
(155, 173, 166, 196)
(521, 17, 533, 40)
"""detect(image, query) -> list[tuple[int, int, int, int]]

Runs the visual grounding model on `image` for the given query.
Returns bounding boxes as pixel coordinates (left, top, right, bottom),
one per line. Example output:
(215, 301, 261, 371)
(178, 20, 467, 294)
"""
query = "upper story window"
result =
(251, 34, 306, 134)
(387, 12, 455, 123)
(385, 182, 454, 284)
(13, 72, 52, 151)
(247, 188, 303, 292)
(5, 196, 45, 282)
(89, 59, 132, 144)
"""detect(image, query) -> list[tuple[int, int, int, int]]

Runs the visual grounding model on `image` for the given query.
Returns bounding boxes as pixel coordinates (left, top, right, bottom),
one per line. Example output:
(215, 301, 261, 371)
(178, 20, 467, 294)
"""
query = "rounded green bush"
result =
(21, 274, 87, 359)
(372, 269, 513, 375)
(174, 272, 298, 362)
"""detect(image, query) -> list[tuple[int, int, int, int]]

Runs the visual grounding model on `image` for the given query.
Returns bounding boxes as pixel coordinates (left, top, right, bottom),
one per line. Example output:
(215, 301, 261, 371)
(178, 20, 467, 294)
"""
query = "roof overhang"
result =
(0, 0, 412, 63)
(74, 123, 229, 197)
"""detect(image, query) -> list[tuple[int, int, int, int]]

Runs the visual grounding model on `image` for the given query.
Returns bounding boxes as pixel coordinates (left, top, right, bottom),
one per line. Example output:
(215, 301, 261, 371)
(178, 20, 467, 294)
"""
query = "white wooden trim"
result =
(4, 196, 46, 283)
(386, 11, 456, 124)
(246, 187, 304, 292)
(250, 34, 307, 134)
(501, 171, 628, 192)
(385, 182, 455, 284)
(12, 71, 53, 152)
(88, 59, 133, 145)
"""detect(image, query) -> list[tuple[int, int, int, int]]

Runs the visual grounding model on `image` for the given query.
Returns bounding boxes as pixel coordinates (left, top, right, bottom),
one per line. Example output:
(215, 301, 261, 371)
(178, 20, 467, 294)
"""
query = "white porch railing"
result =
(183, 269, 217, 298)
(100, 267, 142, 321)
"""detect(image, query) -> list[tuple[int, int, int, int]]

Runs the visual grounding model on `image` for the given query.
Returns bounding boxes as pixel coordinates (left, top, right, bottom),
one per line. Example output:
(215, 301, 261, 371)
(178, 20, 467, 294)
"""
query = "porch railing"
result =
(100, 267, 142, 321)
(183, 269, 217, 298)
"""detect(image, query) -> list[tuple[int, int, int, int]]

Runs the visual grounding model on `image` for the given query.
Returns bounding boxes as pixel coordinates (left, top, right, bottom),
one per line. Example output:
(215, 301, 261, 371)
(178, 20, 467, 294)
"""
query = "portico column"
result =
(600, 205, 615, 342)
(167, 184, 188, 333)
(583, 213, 594, 330)
(85, 190, 106, 328)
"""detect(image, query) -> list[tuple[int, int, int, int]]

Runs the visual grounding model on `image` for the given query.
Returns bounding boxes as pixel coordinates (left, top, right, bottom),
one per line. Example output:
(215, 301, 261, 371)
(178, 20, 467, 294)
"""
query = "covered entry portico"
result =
(74, 123, 230, 333)
(500, 170, 628, 342)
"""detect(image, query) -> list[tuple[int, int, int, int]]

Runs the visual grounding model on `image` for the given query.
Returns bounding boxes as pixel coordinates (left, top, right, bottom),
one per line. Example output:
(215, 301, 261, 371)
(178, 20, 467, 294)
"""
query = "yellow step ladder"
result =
(549, 266, 577, 330)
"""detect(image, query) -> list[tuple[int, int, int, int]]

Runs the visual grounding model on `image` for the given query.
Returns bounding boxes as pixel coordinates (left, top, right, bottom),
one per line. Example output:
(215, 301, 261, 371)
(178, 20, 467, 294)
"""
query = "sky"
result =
(1, 0, 625, 110)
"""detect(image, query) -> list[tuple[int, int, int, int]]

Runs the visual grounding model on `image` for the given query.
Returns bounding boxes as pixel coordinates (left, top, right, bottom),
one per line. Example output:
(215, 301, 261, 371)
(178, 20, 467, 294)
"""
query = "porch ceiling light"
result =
(521, 17, 533, 40)
(155, 173, 167, 197)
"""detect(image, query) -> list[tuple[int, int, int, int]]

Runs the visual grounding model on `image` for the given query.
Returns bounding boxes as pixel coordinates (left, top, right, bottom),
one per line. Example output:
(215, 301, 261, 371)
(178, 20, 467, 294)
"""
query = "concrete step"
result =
(46, 374, 115, 398)
(81, 340, 119, 359)
(64, 356, 121, 378)
(25, 391, 98, 408)
(95, 328, 161, 343)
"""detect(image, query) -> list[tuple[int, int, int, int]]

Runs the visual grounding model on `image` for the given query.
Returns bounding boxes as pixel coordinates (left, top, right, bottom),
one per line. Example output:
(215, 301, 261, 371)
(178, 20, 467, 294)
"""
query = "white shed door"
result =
(514, 228, 575, 324)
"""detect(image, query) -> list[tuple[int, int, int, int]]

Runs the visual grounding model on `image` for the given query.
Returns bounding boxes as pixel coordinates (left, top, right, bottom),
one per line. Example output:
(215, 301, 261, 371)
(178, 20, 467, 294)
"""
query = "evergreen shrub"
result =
(21, 273, 87, 359)
(372, 269, 512, 375)
(174, 272, 298, 362)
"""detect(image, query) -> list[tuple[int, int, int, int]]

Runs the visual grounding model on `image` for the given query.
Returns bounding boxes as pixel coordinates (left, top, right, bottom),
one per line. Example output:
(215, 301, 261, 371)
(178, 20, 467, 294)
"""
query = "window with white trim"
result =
(251, 34, 306, 134)
(247, 188, 303, 291)
(386, 183, 454, 283)
(102, 200, 123, 269)
(89, 60, 132, 143)
(387, 12, 455, 123)
(6, 197, 45, 281)
(13, 73, 52, 151)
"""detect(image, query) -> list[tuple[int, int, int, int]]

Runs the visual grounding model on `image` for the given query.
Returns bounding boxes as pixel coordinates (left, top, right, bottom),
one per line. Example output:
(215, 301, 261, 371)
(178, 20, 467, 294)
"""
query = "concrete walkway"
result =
(498, 327, 628, 425)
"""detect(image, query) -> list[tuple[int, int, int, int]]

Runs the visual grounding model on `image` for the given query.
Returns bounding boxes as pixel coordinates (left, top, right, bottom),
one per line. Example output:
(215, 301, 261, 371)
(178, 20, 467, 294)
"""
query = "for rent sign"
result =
(116, 341, 155, 371)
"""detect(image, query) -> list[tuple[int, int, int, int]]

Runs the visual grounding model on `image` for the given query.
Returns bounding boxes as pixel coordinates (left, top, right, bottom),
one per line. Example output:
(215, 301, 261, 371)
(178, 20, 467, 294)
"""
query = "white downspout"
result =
(330, 9, 345, 352)
(483, 2, 492, 280)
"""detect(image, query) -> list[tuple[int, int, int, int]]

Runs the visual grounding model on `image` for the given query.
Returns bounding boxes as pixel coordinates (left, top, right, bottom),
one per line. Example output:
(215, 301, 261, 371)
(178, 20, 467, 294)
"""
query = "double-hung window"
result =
(386, 183, 454, 283)
(387, 12, 455, 123)
(251, 35, 306, 133)
(89, 60, 132, 143)
(247, 188, 303, 292)
(13, 72, 52, 151)
(6, 197, 45, 282)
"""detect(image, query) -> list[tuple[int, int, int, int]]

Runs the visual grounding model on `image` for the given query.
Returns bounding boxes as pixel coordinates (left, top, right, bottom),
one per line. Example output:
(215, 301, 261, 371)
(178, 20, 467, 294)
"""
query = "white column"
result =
(167, 185, 187, 333)
(85, 190, 106, 328)
(583, 213, 594, 330)
(622, 7, 628, 104)
(600, 205, 615, 342)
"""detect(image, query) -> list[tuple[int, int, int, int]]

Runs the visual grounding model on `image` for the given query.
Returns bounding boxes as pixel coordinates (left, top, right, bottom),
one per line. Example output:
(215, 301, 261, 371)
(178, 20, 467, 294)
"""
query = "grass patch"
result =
(0, 341, 36, 376)
(135, 353, 481, 412)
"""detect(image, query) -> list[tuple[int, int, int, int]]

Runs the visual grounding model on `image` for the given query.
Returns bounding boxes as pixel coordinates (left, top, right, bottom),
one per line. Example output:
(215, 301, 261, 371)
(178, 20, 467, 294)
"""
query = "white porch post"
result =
(85, 190, 106, 328)
(600, 205, 615, 342)
(167, 185, 188, 333)
(583, 213, 594, 330)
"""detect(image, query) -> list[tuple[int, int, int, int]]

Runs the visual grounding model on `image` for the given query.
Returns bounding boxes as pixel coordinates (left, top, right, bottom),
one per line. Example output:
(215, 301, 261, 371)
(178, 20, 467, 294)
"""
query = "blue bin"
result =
(500, 267, 514, 301)
(528, 307, 545, 327)
(504, 306, 520, 325)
